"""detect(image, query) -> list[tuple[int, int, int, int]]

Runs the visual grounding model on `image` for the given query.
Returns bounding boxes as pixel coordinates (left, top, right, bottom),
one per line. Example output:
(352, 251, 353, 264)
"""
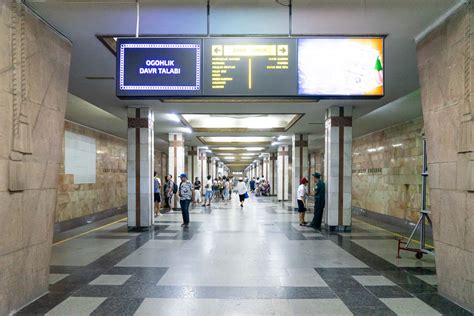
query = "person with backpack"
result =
(178, 173, 193, 228)
(153, 171, 162, 217)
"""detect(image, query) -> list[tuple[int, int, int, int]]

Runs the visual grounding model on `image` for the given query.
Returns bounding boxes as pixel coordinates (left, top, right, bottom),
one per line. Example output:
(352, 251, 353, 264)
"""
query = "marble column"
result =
(292, 135, 309, 209)
(128, 107, 154, 229)
(197, 147, 208, 194)
(262, 153, 270, 181)
(211, 157, 218, 179)
(207, 157, 212, 179)
(168, 133, 185, 209)
(309, 152, 317, 194)
(270, 153, 277, 196)
(277, 145, 289, 201)
(217, 161, 224, 177)
(224, 166, 229, 177)
(187, 146, 198, 183)
(417, 3, 474, 309)
(255, 159, 262, 179)
(324, 106, 352, 231)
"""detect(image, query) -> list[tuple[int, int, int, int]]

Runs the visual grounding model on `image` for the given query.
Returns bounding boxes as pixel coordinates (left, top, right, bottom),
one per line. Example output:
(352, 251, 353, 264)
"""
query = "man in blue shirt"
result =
(178, 173, 193, 228)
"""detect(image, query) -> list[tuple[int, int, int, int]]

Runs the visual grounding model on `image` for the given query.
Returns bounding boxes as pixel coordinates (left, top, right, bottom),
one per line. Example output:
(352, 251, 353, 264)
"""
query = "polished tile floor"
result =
(17, 196, 471, 315)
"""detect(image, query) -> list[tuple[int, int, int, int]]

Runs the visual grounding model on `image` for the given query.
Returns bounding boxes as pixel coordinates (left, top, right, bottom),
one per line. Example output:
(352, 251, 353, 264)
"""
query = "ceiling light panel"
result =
(181, 114, 301, 131)
(200, 136, 273, 144)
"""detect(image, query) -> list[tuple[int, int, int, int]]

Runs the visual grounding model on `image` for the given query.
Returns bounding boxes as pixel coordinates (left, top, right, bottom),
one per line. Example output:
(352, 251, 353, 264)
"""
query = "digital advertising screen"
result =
(203, 38, 297, 96)
(116, 38, 202, 97)
(297, 38, 384, 97)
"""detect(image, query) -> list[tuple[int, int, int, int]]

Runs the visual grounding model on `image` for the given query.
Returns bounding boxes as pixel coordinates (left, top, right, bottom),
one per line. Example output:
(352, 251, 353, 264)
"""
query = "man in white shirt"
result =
(202, 175, 213, 207)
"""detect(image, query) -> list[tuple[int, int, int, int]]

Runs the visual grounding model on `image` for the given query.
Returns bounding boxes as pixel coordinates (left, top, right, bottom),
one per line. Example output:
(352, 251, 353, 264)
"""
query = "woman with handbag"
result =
(236, 177, 248, 208)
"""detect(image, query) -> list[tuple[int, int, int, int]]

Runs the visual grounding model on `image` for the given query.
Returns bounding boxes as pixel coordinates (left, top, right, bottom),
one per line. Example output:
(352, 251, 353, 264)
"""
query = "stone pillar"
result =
(224, 166, 229, 177)
(187, 146, 198, 183)
(128, 108, 154, 229)
(255, 160, 262, 179)
(417, 3, 474, 310)
(309, 150, 324, 194)
(292, 135, 309, 209)
(168, 133, 185, 209)
(211, 157, 218, 179)
(262, 153, 270, 181)
(277, 145, 289, 201)
(270, 153, 277, 195)
(309, 152, 317, 194)
(325, 106, 352, 231)
(0, 3, 71, 313)
(197, 147, 208, 193)
(207, 157, 211, 179)
(217, 161, 224, 177)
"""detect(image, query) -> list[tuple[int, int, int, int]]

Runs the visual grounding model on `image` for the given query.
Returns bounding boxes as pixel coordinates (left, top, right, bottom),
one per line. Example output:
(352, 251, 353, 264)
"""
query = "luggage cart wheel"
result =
(415, 252, 423, 259)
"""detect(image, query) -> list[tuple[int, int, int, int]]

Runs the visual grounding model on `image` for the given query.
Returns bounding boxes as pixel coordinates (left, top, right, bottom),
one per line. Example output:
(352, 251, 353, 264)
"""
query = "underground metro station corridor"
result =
(17, 196, 469, 315)
(2, 0, 474, 315)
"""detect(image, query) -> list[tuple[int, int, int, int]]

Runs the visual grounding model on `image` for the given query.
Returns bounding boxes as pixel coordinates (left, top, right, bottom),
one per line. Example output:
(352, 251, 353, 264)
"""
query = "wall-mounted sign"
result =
(298, 38, 384, 96)
(203, 38, 297, 96)
(116, 36, 384, 99)
(116, 38, 201, 97)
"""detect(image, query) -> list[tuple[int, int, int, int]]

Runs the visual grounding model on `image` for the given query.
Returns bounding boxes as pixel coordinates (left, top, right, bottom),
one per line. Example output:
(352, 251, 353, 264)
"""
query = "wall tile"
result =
(352, 118, 426, 222)
(56, 122, 127, 223)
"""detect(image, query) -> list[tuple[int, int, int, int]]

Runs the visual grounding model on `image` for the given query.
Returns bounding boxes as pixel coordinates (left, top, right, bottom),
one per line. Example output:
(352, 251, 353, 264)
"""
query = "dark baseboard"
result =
(54, 206, 127, 234)
(352, 207, 433, 244)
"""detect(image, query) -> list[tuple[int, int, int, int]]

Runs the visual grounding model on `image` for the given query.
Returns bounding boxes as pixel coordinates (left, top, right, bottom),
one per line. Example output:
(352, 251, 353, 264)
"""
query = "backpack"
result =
(173, 183, 178, 194)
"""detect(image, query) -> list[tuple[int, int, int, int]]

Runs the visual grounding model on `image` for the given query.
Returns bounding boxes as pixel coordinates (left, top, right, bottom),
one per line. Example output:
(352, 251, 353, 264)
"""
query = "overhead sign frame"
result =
(115, 35, 386, 100)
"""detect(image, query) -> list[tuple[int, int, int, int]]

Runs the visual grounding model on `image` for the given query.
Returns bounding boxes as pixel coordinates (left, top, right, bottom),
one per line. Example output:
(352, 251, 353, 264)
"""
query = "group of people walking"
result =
(153, 171, 326, 231)
(153, 173, 251, 228)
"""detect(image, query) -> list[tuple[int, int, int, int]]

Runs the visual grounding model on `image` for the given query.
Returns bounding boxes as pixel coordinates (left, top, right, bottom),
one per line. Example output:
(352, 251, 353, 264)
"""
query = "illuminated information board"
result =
(298, 38, 384, 97)
(116, 37, 384, 98)
(203, 38, 297, 96)
(116, 38, 201, 97)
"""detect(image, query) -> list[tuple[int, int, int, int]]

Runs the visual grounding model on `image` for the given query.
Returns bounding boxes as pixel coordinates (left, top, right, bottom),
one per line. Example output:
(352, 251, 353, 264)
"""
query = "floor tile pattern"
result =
(16, 196, 472, 315)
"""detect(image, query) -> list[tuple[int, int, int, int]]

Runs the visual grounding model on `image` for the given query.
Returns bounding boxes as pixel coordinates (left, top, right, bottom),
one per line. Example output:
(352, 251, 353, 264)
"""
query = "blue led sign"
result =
(116, 38, 201, 97)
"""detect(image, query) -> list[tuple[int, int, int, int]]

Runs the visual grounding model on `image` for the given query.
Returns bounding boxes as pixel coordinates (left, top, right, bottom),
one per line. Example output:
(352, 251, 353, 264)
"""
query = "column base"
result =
(328, 225, 352, 232)
(128, 226, 152, 232)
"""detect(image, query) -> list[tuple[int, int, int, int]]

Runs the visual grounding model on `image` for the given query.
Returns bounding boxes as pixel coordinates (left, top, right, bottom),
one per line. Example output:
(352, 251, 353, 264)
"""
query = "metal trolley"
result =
(397, 135, 435, 259)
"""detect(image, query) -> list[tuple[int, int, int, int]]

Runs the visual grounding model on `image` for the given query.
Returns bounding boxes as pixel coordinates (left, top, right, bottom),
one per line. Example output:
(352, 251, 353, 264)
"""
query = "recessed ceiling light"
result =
(184, 127, 192, 134)
(181, 114, 302, 130)
(246, 147, 265, 151)
(201, 136, 272, 143)
(240, 153, 257, 156)
(168, 113, 180, 122)
(213, 147, 240, 150)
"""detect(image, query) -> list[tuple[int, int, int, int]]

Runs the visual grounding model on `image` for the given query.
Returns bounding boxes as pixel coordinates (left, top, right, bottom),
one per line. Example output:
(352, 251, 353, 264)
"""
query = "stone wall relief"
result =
(8, 4, 31, 192)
